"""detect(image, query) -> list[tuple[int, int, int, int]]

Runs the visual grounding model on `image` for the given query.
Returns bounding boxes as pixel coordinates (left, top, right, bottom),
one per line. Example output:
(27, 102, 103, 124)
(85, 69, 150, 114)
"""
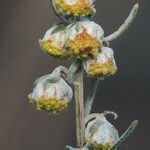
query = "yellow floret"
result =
(93, 142, 113, 150)
(28, 94, 68, 114)
(40, 40, 70, 59)
(55, 0, 94, 16)
(88, 60, 117, 77)
(86, 137, 113, 150)
(66, 31, 100, 58)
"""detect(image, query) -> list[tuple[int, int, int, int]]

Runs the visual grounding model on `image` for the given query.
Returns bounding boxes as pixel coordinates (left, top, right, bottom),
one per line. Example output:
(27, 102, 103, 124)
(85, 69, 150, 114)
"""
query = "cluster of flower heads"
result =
(40, 20, 117, 78)
(29, 1, 118, 114)
(28, 0, 139, 115)
(28, 1, 139, 149)
(29, 19, 117, 114)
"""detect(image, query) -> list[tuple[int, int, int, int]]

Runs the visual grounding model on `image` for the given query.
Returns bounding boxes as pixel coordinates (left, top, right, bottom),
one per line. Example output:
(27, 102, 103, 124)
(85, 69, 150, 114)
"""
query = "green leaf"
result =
(109, 120, 139, 150)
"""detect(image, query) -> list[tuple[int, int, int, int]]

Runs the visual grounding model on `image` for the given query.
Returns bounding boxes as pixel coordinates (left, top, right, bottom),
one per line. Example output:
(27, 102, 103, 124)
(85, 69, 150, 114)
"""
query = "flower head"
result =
(85, 114, 119, 150)
(84, 46, 117, 78)
(65, 21, 104, 58)
(28, 74, 73, 114)
(39, 25, 71, 59)
(52, 0, 96, 21)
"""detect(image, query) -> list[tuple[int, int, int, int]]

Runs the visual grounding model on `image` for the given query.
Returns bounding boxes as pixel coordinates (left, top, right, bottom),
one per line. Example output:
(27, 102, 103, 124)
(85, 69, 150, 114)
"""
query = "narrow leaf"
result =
(109, 120, 139, 150)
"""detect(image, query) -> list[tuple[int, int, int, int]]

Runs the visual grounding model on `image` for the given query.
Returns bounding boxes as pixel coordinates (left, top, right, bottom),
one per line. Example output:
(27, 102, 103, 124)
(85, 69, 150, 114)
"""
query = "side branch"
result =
(104, 3, 139, 42)
(69, 60, 81, 83)
(33, 65, 69, 87)
(46, 61, 80, 85)
(51, 66, 70, 81)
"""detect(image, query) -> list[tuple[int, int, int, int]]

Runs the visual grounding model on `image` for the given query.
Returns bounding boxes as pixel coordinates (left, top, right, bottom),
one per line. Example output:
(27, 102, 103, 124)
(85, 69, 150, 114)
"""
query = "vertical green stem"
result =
(74, 63, 85, 148)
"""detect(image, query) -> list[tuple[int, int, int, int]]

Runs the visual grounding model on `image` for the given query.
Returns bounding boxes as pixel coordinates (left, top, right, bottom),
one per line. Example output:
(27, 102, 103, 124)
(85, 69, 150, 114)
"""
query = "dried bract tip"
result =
(39, 25, 71, 59)
(28, 74, 73, 114)
(66, 21, 104, 58)
(103, 110, 118, 120)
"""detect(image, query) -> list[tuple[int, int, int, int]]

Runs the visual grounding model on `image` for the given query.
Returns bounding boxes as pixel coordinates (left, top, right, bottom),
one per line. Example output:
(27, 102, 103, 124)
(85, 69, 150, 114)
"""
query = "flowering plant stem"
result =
(74, 60, 85, 148)
(28, 1, 140, 149)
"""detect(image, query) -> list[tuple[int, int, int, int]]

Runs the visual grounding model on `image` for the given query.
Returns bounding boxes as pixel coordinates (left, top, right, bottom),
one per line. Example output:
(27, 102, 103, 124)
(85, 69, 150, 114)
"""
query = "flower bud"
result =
(51, 0, 96, 21)
(28, 74, 73, 114)
(66, 20, 104, 58)
(85, 114, 119, 150)
(84, 46, 117, 78)
(39, 25, 71, 59)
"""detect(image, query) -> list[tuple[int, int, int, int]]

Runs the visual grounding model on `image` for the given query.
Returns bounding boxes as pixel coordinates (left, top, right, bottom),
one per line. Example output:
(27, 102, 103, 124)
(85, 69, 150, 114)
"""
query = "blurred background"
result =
(0, 0, 149, 149)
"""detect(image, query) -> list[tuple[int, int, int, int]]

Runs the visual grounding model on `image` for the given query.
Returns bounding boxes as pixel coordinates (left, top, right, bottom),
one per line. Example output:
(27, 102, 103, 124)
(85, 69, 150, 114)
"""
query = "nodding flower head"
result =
(39, 24, 71, 59)
(52, 0, 96, 21)
(65, 20, 104, 58)
(85, 114, 119, 150)
(84, 46, 117, 78)
(28, 74, 73, 114)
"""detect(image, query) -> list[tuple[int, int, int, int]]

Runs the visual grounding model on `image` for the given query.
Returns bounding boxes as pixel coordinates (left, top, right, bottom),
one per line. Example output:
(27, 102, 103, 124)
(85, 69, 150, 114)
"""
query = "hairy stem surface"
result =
(74, 62, 85, 148)
(104, 3, 139, 42)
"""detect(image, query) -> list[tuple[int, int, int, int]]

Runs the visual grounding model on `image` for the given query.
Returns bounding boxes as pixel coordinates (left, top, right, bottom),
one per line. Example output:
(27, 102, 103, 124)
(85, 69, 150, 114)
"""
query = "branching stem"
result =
(104, 3, 139, 42)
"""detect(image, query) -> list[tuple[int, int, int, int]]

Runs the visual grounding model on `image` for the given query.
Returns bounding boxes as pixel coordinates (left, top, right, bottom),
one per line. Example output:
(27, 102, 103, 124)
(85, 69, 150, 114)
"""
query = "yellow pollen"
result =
(66, 32, 100, 58)
(40, 40, 70, 59)
(93, 142, 113, 150)
(28, 94, 68, 114)
(88, 60, 117, 77)
(55, 0, 94, 16)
